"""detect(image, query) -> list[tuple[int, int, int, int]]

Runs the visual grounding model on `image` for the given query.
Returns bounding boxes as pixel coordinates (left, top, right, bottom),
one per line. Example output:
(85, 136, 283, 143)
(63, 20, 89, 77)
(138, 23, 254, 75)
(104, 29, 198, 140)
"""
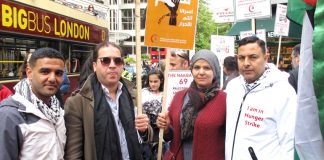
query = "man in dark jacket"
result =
(64, 41, 151, 160)
(288, 44, 300, 92)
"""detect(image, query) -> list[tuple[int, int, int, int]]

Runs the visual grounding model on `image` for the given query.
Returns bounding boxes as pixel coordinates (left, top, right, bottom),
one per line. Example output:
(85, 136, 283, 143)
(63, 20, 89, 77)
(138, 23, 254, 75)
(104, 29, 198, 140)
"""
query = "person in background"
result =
(225, 36, 297, 160)
(265, 47, 273, 63)
(77, 54, 94, 89)
(141, 69, 164, 159)
(0, 47, 66, 159)
(60, 66, 70, 95)
(288, 44, 300, 92)
(222, 56, 239, 90)
(0, 84, 13, 102)
(170, 49, 190, 70)
(159, 59, 166, 73)
(64, 41, 151, 160)
(87, 4, 98, 16)
(18, 52, 32, 80)
(157, 50, 226, 160)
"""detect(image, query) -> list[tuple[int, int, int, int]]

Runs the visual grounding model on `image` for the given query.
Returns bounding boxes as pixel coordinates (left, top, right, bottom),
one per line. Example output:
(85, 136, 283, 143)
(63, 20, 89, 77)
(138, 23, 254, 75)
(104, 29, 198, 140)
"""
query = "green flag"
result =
(313, 0, 324, 140)
(288, 0, 324, 159)
(287, 0, 313, 25)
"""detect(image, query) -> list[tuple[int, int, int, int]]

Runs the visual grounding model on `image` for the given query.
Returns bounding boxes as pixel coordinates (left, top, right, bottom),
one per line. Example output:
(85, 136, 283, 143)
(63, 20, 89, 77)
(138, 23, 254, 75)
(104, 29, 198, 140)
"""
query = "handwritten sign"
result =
(274, 4, 290, 36)
(166, 70, 193, 108)
(240, 29, 266, 43)
(210, 35, 235, 64)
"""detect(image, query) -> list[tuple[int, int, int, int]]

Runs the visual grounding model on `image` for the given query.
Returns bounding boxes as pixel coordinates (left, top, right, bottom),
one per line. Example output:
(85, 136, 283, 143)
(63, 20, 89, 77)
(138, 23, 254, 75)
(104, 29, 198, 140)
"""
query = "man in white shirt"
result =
(225, 36, 297, 160)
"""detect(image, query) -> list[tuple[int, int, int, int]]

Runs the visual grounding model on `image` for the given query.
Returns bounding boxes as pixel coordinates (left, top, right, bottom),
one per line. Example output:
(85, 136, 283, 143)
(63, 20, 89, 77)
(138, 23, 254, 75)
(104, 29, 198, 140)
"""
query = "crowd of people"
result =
(0, 36, 303, 159)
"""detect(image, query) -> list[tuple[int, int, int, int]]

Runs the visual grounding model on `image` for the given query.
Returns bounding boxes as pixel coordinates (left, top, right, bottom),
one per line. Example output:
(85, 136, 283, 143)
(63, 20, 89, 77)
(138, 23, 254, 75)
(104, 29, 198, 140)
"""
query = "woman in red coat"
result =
(157, 50, 226, 160)
(0, 84, 13, 102)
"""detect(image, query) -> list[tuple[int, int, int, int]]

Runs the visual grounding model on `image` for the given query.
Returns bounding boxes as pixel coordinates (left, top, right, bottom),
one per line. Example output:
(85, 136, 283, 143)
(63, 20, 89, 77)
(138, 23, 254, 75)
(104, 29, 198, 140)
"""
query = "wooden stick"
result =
(276, 36, 282, 68)
(157, 48, 171, 160)
(135, 0, 142, 114)
(251, 18, 256, 35)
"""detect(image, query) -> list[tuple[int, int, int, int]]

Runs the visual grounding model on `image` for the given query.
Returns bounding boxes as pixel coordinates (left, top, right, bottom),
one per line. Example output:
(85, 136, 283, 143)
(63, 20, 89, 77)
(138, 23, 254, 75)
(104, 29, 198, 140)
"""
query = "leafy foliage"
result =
(195, 0, 232, 51)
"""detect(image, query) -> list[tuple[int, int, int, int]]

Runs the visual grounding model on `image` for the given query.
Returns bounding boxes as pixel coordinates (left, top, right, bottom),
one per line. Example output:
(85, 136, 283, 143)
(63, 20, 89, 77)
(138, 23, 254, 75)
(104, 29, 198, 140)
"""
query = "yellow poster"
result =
(144, 0, 199, 50)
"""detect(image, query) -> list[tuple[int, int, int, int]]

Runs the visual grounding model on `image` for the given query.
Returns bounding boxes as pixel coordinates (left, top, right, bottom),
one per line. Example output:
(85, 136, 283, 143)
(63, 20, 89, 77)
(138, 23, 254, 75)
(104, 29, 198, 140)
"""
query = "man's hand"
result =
(135, 113, 150, 133)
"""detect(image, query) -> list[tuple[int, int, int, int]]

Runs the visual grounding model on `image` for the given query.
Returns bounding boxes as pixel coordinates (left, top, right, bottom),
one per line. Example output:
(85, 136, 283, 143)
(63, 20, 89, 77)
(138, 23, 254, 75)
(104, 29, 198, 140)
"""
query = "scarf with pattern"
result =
(180, 81, 219, 141)
(244, 65, 270, 92)
(14, 78, 62, 124)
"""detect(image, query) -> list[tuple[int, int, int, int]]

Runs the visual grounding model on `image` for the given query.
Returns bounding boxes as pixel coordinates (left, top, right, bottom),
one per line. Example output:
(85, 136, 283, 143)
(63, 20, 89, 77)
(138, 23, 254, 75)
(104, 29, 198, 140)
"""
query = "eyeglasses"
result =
(98, 57, 124, 66)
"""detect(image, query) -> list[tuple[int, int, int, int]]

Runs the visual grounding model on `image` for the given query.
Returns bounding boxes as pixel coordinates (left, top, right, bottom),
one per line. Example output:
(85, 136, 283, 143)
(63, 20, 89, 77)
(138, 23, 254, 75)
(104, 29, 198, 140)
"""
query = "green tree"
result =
(195, 0, 232, 51)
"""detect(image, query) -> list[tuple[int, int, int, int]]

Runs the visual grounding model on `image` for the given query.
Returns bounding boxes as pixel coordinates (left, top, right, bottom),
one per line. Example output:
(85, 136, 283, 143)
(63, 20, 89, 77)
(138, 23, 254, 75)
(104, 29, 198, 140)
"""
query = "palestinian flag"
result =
(287, 0, 324, 159)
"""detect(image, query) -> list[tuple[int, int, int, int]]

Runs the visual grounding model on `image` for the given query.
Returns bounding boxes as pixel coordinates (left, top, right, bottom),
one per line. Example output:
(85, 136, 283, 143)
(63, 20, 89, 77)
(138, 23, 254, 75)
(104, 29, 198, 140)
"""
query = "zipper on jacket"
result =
(230, 83, 260, 160)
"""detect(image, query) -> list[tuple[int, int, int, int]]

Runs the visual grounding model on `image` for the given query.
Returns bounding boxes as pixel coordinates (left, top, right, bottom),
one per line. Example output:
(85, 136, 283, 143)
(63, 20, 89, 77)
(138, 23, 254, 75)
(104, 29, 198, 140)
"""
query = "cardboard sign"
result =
(210, 0, 234, 23)
(144, 0, 199, 50)
(166, 70, 193, 108)
(274, 4, 290, 36)
(240, 29, 267, 43)
(210, 35, 235, 64)
(235, 0, 271, 21)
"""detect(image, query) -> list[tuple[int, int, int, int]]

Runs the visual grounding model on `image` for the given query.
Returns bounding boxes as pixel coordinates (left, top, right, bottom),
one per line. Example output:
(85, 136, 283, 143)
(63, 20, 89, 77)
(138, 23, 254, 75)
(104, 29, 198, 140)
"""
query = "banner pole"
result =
(135, 0, 142, 114)
(276, 36, 282, 68)
(251, 18, 256, 34)
(157, 49, 171, 160)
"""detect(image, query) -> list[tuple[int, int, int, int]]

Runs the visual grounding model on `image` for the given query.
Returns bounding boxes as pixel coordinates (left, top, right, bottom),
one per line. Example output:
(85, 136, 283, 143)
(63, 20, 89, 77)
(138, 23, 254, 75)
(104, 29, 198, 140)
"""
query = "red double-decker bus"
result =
(0, 0, 108, 99)
(149, 47, 166, 63)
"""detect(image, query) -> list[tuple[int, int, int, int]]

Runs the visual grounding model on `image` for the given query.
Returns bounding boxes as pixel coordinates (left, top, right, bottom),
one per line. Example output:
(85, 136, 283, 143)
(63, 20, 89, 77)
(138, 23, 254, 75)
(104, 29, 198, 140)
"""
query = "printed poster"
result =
(235, 0, 271, 21)
(166, 70, 193, 108)
(144, 0, 199, 50)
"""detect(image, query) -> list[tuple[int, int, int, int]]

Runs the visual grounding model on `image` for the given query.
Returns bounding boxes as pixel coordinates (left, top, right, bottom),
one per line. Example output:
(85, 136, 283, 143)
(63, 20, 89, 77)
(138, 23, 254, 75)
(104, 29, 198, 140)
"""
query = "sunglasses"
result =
(98, 57, 124, 66)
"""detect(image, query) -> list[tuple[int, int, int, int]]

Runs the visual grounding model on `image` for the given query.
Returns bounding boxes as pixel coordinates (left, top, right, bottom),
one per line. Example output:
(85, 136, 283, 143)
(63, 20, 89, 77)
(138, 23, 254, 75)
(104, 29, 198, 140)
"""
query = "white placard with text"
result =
(235, 0, 271, 21)
(166, 70, 193, 108)
(274, 4, 290, 36)
(240, 29, 267, 43)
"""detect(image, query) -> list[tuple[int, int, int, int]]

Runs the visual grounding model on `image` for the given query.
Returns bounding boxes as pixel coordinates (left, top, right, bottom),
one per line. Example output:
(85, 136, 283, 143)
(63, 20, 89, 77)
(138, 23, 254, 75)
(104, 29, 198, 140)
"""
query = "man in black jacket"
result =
(288, 44, 300, 92)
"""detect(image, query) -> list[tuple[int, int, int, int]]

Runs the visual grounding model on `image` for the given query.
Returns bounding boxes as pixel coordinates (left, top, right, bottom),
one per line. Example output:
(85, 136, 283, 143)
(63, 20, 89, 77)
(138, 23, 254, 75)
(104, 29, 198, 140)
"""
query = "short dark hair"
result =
(29, 47, 64, 68)
(93, 41, 123, 62)
(78, 54, 94, 88)
(238, 36, 266, 54)
(223, 56, 238, 71)
(170, 49, 189, 62)
(292, 44, 300, 57)
(145, 69, 164, 92)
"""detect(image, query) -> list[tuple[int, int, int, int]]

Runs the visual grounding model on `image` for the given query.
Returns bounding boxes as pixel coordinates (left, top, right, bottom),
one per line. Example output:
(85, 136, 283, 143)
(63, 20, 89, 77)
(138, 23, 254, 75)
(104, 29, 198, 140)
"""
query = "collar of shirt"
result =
(101, 81, 123, 111)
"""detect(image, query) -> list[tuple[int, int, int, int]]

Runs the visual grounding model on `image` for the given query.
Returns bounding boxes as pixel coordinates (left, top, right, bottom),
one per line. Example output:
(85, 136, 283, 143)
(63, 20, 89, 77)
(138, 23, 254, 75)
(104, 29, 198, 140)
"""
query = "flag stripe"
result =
(295, 8, 324, 160)
(313, 0, 324, 140)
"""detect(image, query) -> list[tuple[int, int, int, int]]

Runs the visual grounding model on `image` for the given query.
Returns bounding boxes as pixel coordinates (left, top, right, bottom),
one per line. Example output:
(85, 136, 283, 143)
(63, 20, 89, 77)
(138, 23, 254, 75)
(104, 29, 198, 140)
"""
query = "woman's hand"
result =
(156, 111, 170, 133)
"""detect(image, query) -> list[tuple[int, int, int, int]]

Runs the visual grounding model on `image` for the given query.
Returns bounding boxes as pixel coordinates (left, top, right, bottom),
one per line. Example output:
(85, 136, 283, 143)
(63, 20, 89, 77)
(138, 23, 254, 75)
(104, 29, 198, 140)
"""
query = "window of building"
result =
(109, 0, 118, 5)
(141, 0, 147, 2)
(0, 36, 37, 79)
(140, 8, 146, 29)
(123, 0, 134, 4)
(109, 9, 119, 31)
(121, 9, 134, 30)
